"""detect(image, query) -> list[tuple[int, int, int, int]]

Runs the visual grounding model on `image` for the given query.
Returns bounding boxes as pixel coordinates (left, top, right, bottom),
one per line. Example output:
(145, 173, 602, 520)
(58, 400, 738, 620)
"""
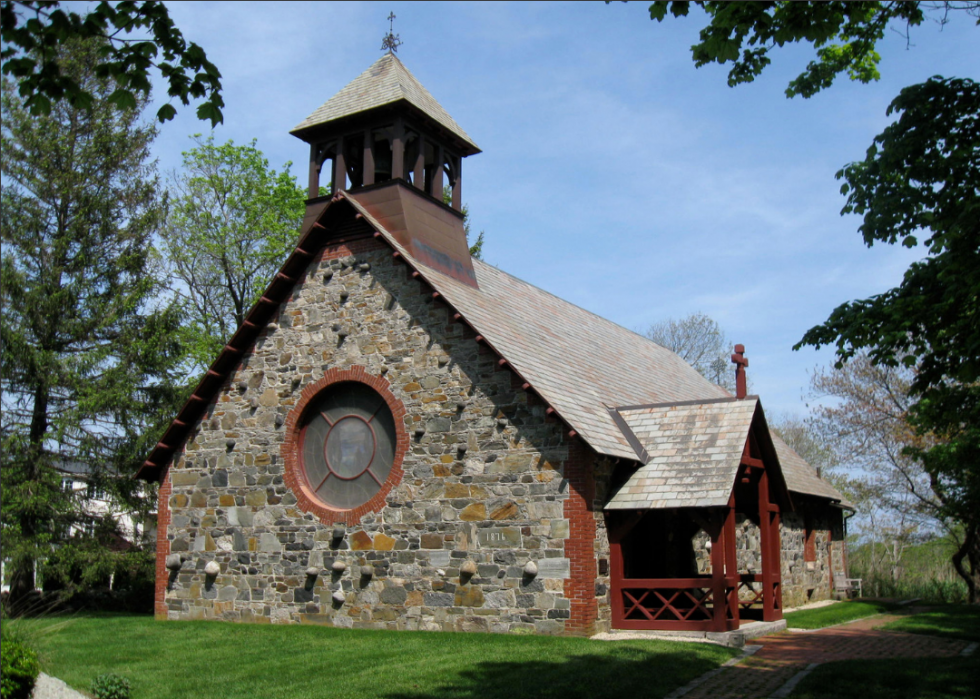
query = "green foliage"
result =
(159, 135, 306, 372)
(0, 1, 224, 124)
(647, 1, 928, 97)
(0, 37, 184, 609)
(641, 0, 980, 604)
(784, 600, 897, 630)
(91, 673, 131, 699)
(0, 637, 39, 699)
(21, 614, 738, 699)
(797, 78, 980, 601)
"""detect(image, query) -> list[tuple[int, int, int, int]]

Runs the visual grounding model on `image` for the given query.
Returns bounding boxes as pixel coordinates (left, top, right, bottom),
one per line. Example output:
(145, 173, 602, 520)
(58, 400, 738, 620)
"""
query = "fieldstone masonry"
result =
(159, 237, 598, 634)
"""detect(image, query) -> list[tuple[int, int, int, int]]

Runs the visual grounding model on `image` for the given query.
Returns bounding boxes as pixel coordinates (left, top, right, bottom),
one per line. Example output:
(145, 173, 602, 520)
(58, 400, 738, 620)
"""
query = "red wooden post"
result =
(391, 119, 405, 180)
(414, 135, 425, 190)
(333, 147, 347, 193)
(710, 514, 727, 632)
(725, 497, 739, 628)
(731, 344, 748, 399)
(770, 508, 782, 616)
(452, 158, 462, 210)
(308, 143, 320, 199)
(610, 533, 624, 628)
(363, 129, 375, 186)
(430, 144, 444, 198)
(759, 471, 779, 621)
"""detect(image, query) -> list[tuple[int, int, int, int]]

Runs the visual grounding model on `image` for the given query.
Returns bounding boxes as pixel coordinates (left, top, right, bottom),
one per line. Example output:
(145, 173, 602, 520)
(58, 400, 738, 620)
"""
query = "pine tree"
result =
(1, 38, 184, 609)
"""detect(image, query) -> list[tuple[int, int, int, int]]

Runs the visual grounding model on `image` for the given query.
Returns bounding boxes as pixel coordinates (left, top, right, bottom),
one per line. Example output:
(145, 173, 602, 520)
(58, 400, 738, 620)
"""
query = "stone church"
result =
(138, 52, 851, 636)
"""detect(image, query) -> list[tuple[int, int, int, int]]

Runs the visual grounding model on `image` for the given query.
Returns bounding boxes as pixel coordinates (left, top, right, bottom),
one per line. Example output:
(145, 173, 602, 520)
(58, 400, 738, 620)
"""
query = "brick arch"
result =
(282, 366, 408, 526)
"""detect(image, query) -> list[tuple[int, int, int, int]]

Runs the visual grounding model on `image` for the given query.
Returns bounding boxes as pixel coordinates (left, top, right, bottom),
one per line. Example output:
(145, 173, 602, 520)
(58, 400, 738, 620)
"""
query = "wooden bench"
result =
(833, 572, 863, 599)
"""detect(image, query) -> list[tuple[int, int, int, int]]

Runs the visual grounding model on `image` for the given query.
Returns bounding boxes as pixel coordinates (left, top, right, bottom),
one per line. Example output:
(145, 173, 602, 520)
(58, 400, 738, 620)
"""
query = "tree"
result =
(0, 38, 184, 610)
(807, 356, 947, 584)
(642, 0, 980, 602)
(645, 312, 736, 392)
(1, 1, 224, 125)
(159, 136, 306, 372)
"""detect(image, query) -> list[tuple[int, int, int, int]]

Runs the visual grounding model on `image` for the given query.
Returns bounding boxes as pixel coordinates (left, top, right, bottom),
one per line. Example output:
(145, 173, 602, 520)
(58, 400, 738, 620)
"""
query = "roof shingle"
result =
(292, 53, 479, 152)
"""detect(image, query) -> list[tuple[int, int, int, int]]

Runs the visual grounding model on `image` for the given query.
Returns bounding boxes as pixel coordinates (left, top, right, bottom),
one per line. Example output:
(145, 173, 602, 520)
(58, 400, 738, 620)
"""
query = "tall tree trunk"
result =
(951, 525, 979, 604)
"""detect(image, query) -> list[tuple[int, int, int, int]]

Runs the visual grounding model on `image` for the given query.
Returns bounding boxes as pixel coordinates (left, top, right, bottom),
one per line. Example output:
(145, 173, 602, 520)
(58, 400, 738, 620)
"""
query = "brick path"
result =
(677, 615, 973, 699)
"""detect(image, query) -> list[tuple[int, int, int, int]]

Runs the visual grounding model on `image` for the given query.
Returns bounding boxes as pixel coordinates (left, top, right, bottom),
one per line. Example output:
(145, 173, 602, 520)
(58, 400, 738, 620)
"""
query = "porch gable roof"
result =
(605, 397, 759, 510)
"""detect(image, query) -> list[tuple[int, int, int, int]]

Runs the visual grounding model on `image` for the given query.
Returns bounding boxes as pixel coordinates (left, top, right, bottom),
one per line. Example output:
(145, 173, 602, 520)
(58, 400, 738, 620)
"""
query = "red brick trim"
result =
(563, 438, 598, 636)
(282, 365, 408, 527)
(154, 468, 172, 620)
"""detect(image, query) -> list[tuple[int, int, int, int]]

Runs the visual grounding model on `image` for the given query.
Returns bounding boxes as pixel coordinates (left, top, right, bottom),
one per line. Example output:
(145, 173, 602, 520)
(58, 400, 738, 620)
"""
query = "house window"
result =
(61, 478, 74, 492)
(284, 369, 407, 524)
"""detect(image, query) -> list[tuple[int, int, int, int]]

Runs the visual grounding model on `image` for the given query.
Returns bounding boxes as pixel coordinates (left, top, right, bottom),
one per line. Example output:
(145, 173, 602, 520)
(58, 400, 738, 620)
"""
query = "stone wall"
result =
(159, 237, 597, 634)
(781, 504, 846, 608)
(689, 508, 846, 609)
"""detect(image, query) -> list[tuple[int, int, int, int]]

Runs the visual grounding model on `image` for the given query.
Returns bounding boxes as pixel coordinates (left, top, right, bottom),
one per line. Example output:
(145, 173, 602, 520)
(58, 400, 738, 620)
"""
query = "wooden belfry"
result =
(290, 35, 481, 209)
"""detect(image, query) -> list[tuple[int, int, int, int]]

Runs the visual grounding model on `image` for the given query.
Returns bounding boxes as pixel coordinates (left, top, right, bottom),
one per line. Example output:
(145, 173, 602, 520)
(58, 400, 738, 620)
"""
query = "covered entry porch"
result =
(605, 397, 790, 632)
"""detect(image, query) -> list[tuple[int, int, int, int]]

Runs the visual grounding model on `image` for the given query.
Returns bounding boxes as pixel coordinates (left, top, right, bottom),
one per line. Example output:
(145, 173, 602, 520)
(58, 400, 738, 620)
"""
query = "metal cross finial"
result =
(381, 12, 403, 54)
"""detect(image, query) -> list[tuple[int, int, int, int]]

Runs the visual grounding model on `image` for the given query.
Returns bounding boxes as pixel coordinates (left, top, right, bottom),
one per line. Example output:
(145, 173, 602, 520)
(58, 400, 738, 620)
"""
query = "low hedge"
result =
(1, 637, 40, 699)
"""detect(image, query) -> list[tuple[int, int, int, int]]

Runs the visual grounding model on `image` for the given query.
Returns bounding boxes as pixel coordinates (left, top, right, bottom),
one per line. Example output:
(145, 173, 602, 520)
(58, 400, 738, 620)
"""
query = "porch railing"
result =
(612, 577, 739, 631)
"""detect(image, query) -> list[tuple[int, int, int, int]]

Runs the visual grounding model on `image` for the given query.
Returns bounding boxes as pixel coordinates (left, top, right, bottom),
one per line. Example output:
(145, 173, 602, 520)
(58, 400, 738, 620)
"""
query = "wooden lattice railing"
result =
(613, 577, 739, 631)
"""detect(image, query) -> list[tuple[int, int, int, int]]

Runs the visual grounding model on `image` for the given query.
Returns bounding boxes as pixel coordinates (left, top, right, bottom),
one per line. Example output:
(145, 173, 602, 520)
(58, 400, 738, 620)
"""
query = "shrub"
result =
(0, 638, 40, 699)
(91, 673, 131, 699)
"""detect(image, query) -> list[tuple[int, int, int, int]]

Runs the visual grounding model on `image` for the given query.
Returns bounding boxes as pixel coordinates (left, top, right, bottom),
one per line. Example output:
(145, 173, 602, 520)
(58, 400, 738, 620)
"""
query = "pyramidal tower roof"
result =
(291, 53, 479, 152)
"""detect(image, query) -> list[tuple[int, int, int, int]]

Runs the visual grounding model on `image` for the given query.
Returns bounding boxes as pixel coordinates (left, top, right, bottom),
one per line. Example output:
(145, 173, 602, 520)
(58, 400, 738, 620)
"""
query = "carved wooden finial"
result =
(381, 12, 403, 54)
(731, 344, 748, 399)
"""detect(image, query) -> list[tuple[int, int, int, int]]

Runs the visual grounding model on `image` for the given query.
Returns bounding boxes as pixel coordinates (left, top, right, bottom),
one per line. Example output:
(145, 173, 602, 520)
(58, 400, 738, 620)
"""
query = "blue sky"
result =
(147, 1, 977, 419)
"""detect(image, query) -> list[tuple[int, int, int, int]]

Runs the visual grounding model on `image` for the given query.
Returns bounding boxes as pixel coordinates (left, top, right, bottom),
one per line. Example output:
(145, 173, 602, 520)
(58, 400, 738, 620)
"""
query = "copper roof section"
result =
(348, 182, 478, 288)
(291, 53, 479, 153)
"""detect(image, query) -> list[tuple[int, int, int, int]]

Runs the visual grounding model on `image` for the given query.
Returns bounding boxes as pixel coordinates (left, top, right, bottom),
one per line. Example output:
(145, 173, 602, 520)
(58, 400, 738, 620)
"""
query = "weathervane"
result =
(381, 12, 403, 54)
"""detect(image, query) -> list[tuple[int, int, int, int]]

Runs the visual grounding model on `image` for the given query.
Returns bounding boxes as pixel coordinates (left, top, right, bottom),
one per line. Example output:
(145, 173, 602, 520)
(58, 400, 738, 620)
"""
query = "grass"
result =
(882, 604, 980, 642)
(22, 614, 739, 699)
(783, 600, 898, 630)
(792, 657, 980, 699)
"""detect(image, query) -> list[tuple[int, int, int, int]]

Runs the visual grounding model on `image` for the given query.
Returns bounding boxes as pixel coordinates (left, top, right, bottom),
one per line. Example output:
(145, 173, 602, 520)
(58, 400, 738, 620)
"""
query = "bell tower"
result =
(290, 52, 480, 209)
(291, 47, 482, 287)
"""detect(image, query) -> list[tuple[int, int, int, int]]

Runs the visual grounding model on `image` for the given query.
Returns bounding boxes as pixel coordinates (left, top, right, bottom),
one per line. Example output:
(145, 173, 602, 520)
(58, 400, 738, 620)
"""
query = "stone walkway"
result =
(669, 614, 975, 699)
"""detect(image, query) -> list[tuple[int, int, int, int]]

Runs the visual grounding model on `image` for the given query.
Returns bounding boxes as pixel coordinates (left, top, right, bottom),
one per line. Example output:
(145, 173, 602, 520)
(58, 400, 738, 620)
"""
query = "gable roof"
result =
(604, 398, 759, 510)
(344, 191, 732, 460)
(291, 53, 479, 153)
(138, 187, 849, 515)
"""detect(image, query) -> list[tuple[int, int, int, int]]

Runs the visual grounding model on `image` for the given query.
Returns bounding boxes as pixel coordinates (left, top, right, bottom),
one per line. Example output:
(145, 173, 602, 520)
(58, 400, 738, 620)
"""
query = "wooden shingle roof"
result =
(345, 193, 732, 460)
(291, 53, 479, 153)
(605, 398, 759, 510)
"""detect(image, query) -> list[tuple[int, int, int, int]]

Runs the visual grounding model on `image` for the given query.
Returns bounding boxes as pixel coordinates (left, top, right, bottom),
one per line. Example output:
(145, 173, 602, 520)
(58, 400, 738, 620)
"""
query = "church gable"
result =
(159, 220, 592, 632)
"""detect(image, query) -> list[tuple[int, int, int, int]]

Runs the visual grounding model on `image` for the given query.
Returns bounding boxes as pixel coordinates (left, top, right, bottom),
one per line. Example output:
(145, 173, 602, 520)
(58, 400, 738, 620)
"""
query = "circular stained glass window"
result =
(299, 382, 397, 511)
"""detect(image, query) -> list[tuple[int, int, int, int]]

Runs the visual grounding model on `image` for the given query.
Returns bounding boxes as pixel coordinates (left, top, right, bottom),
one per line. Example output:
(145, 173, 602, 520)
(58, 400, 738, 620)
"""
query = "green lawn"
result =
(783, 600, 898, 630)
(882, 605, 980, 642)
(792, 657, 980, 699)
(22, 614, 738, 699)
(791, 604, 980, 699)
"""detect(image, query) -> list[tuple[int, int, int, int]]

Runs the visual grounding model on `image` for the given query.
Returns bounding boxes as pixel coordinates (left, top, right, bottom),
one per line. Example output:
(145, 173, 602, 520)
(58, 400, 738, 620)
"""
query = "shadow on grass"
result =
(382, 645, 720, 699)
(885, 605, 980, 642)
(793, 657, 980, 699)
